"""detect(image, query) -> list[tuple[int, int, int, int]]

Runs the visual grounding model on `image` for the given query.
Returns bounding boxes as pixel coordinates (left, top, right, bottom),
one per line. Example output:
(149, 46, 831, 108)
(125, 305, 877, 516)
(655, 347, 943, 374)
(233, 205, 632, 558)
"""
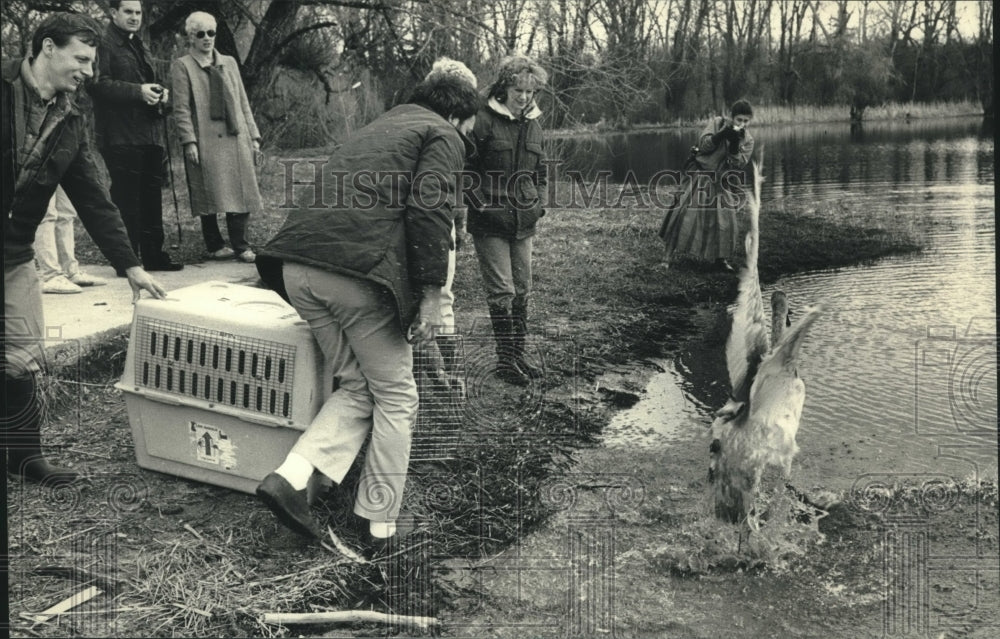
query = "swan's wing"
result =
(747, 303, 823, 468)
(755, 303, 824, 379)
(725, 157, 768, 402)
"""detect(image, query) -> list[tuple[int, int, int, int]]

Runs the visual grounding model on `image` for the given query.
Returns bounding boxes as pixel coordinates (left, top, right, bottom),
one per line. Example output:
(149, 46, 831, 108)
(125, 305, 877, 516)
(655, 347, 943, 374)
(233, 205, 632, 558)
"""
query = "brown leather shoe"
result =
(256, 473, 321, 538)
(362, 513, 417, 560)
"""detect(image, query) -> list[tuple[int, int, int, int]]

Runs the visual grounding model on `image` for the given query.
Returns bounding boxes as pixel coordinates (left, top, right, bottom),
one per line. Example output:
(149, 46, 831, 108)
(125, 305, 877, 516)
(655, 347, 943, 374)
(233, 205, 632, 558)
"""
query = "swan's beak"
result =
(786, 305, 793, 327)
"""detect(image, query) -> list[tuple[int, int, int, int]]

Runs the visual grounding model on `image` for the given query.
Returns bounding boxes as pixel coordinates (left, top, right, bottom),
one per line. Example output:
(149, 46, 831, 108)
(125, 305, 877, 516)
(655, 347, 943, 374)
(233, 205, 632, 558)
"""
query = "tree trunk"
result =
(241, 0, 301, 105)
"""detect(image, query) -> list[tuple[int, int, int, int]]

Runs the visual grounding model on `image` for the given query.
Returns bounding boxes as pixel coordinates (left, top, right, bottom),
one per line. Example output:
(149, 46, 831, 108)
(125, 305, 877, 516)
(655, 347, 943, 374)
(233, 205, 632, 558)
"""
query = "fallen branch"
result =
(378, 536, 431, 562)
(171, 602, 212, 617)
(45, 525, 99, 545)
(66, 447, 113, 460)
(22, 586, 103, 625)
(260, 610, 440, 632)
(182, 523, 204, 540)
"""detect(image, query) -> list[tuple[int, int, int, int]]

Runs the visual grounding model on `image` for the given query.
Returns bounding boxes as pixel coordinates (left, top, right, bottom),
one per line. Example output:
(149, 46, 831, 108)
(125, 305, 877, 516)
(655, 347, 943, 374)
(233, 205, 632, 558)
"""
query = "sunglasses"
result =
(193, 30, 216, 38)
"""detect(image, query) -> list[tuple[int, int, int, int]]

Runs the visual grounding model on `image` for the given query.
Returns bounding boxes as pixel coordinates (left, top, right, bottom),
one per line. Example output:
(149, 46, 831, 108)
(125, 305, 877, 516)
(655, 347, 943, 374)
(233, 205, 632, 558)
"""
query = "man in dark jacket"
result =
(89, 0, 182, 273)
(254, 73, 478, 552)
(3, 13, 167, 485)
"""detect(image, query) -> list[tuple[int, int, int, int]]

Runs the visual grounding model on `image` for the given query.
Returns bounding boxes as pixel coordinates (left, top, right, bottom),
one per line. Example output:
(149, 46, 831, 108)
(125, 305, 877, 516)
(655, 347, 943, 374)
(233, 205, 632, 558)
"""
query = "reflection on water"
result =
(602, 361, 714, 451)
(554, 116, 994, 188)
(599, 117, 997, 487)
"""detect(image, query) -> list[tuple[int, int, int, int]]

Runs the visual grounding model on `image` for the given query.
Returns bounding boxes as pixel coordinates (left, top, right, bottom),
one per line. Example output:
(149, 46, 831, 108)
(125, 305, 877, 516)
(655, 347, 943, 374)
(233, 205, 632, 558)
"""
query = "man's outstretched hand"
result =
(125, 266, 167, 303)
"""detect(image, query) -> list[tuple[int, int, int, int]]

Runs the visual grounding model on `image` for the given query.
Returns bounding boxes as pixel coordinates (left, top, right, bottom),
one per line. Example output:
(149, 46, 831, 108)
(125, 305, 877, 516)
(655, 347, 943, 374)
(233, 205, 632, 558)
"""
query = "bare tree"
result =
(712, 0, 772, 107)
(661, 0, 710, 113)
(777, 0, 808, 103)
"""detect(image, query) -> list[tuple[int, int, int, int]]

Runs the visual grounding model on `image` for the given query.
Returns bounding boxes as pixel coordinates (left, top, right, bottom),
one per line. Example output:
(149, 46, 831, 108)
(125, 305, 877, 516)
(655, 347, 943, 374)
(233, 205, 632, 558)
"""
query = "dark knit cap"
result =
(731, 99, 754, 118)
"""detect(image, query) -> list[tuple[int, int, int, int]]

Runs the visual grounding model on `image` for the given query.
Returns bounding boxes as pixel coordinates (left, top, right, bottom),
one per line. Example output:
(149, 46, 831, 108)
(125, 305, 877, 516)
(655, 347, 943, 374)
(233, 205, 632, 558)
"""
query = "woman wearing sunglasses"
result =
(171, 11, 263, 264)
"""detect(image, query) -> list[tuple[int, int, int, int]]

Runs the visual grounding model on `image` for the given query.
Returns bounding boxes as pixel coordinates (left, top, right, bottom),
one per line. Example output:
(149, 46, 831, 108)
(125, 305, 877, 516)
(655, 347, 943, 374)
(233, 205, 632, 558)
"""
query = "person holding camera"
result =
(89, 0, 182, 274)
(171, 11, 264, 264)
(658, 99, 755, 272)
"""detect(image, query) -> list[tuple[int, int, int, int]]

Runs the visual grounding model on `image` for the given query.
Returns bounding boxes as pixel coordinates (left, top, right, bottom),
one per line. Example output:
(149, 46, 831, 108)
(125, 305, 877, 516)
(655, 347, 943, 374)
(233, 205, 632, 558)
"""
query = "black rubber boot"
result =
(488, 305, 529, 386)
(510, 300, 543, 380)
(3, 375, 79, 485)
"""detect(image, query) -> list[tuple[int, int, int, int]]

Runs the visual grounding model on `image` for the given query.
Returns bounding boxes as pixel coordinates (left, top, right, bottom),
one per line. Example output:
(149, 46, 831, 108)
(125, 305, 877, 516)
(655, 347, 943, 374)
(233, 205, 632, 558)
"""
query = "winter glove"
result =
(710, 124, 733, 147)
(727, 133, 742, 154)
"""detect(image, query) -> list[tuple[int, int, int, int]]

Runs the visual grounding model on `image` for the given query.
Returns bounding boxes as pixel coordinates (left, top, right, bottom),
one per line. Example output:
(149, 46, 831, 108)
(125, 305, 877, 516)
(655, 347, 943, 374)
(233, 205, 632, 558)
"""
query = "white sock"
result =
(370, 520, 397, 539)
(274, 452, 314, 491)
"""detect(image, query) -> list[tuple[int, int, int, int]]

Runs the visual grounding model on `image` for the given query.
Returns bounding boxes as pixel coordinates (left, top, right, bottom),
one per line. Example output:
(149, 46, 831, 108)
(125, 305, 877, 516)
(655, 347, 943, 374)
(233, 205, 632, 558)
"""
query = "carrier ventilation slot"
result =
(134, 317, 296, 419)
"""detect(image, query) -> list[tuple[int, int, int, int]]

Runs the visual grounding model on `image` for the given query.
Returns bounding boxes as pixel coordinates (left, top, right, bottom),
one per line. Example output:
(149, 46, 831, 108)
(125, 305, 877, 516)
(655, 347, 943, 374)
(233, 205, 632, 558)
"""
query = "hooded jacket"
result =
(466, 97, 547, 240)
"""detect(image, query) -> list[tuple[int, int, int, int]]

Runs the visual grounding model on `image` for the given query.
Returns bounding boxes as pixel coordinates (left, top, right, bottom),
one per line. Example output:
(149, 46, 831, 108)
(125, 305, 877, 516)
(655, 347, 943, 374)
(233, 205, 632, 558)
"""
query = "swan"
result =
(708, 156, 824, 525)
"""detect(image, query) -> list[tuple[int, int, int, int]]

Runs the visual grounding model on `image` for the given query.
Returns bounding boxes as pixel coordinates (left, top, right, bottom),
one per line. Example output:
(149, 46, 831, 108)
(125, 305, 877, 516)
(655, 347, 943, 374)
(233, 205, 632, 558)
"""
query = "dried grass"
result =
(751, 99, 982, 125)
(118, 524, 365, 638)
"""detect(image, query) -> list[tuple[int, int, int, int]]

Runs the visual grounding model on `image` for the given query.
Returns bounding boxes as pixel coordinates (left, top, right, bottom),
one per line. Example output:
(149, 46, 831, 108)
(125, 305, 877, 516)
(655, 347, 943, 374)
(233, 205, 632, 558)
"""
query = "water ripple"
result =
(604, 122, 997, 485)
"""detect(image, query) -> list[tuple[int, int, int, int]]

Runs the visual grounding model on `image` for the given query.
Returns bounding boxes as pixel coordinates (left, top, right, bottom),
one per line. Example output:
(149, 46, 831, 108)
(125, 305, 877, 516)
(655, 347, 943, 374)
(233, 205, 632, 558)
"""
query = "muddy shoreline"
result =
(444, 282, 998, 639)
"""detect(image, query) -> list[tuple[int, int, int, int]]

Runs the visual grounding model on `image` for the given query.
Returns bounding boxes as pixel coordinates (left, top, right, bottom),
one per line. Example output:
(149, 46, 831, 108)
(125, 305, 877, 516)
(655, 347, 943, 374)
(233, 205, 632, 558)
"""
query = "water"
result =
(593, 117, 997, 489)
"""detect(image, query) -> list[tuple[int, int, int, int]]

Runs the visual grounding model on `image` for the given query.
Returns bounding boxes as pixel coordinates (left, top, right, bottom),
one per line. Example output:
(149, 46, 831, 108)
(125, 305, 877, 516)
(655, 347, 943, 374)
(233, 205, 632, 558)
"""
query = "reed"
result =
(750, 99, 983, 125)
(548, 98, 985, 134)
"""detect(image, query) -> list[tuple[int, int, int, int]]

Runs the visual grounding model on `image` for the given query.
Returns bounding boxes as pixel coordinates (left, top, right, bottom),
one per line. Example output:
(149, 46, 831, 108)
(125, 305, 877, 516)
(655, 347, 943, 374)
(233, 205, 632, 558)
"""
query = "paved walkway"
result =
(41, 261, 261, 357)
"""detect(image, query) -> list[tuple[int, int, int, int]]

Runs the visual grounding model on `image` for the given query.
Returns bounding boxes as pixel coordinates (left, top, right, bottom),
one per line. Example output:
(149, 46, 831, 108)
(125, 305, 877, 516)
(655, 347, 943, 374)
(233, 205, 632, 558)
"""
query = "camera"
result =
(149, 85, 168, 107)
(913, 317, 996, 437)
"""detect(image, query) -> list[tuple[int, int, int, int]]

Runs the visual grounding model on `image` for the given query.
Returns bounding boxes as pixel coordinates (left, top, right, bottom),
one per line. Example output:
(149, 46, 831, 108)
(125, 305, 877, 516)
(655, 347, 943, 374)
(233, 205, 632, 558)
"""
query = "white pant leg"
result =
(284, 263, 417, 522)
(52, 187, 80, 278)
(4, 262, 46, 376)
(439, 224, 457, 333)
(33, 194, 62, 282)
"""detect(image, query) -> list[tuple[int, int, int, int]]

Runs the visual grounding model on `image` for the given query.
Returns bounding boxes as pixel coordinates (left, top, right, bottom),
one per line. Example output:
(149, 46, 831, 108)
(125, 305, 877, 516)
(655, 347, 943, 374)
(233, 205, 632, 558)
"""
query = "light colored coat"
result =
(171, 51, 263, 216)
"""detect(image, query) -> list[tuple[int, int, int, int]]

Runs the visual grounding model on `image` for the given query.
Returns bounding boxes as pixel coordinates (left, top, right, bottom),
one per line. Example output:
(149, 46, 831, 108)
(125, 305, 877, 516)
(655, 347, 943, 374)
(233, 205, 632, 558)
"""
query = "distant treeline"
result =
(2, 1, 993, 147)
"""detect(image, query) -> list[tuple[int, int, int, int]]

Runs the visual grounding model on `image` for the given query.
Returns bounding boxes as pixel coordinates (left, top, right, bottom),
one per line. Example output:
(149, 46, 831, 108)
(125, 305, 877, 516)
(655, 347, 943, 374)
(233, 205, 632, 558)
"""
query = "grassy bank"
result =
(745, 98, 982, 125)
(549, 98, 984, 135)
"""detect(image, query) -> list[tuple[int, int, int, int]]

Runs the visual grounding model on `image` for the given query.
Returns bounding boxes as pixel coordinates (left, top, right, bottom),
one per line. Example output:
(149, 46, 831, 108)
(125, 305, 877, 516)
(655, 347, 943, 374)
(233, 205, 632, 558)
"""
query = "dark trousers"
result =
(102, 145, 167, 265)
(200, 213, 250, 253)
